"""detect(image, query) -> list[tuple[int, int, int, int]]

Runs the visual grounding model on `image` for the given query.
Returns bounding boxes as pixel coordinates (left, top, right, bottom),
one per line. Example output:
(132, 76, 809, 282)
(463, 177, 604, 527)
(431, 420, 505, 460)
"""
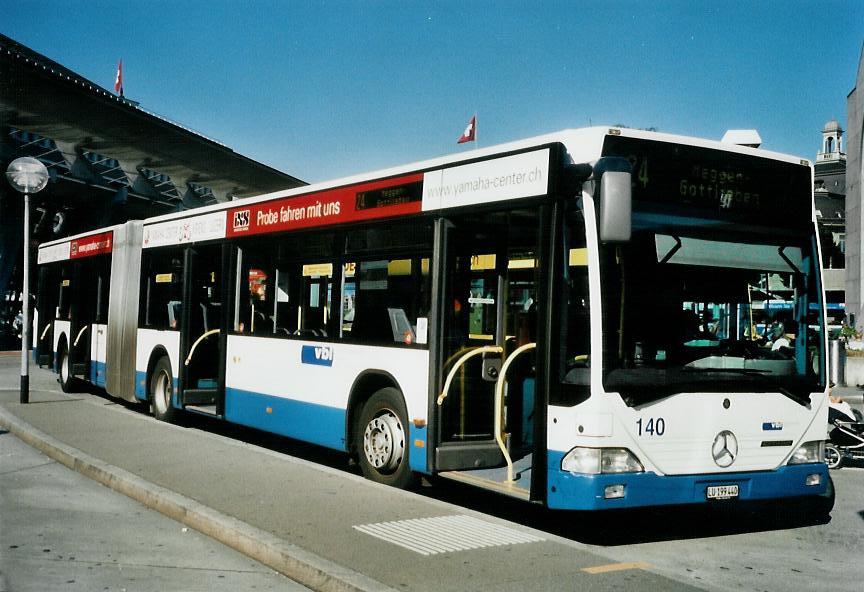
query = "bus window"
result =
(236, 243, 276, 335)
(557, 206, 591, 404)
(298, 262, 332, 337)
(57, 263, 72, 320)
(342, 221, 433, 346)
(237, 233, 338, 337)
(238, 265, 272, 334)
(140, 249, 184, 330)
(343, 257, 430, 346)
(94, 255, 111, 323)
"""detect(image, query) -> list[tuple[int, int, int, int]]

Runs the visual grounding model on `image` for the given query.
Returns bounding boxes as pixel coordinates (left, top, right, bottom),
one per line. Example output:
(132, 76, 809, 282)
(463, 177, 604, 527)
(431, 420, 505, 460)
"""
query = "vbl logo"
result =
(233, 210, 251, 230)
(301, 344, 334, 367)
(314, 346, 333, 361)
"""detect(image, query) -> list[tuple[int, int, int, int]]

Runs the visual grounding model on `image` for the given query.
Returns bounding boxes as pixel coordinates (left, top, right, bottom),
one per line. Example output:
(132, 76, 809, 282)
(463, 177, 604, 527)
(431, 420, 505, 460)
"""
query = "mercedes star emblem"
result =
(712, 430, 738, 468)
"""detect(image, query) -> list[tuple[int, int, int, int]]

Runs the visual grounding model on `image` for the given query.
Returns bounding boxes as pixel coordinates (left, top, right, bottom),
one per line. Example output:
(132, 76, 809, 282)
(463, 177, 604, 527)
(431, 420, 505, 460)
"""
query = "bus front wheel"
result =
(356, 387, 415, 489)
(150, 356, 178, 423)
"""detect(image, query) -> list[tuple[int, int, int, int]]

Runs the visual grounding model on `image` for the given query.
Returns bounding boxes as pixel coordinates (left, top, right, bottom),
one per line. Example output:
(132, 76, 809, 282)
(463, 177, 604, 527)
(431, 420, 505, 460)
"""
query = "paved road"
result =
(0, 428, 309, 592)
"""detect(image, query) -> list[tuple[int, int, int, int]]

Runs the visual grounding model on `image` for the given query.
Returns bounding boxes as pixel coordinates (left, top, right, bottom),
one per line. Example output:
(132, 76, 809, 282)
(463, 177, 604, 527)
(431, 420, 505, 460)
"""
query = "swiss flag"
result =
(457, 115, 476, 144)
(114, 59, 123, 96)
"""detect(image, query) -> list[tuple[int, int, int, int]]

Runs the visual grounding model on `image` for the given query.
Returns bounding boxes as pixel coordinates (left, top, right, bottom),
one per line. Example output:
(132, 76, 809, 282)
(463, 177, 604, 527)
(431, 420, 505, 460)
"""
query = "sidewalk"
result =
(0, 356, 700, 592)
(1, 429, 308, 592)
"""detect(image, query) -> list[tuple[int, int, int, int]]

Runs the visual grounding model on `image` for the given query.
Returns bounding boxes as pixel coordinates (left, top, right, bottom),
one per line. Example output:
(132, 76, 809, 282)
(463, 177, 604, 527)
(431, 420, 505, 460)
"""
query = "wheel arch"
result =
(145, 346, 172, 400)
(345, 370, 402, 454)
(55, 333, 69, 372)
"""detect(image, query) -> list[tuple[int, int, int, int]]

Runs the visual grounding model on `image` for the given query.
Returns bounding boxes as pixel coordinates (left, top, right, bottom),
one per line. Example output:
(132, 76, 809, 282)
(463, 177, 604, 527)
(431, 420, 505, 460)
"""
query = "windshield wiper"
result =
(682, 367, 810, 405)
(682, 367, 771, 375)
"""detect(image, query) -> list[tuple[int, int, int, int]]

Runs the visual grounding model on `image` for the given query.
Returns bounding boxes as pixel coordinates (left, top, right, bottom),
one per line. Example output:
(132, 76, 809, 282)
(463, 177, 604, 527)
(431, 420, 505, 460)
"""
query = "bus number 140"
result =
(636, 417, 666, 436)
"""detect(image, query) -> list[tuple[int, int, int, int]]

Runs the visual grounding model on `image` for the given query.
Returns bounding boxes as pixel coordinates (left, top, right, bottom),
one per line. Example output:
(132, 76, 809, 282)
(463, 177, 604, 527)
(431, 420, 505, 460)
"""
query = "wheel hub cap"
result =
(363, 412, 404, 472)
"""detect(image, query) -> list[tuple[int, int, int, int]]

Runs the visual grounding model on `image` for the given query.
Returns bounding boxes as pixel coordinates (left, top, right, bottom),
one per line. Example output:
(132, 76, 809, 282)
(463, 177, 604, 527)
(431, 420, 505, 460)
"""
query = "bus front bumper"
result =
(546, 453, 828, 510)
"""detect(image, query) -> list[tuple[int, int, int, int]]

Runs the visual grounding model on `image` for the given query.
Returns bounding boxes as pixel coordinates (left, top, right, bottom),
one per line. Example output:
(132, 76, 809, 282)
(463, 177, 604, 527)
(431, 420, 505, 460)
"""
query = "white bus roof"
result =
(140, 126, 809, 228)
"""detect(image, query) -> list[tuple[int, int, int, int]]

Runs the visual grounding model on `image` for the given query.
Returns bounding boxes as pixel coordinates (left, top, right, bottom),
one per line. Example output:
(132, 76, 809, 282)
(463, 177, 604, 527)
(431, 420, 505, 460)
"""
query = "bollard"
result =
(829, 339, 846, 387)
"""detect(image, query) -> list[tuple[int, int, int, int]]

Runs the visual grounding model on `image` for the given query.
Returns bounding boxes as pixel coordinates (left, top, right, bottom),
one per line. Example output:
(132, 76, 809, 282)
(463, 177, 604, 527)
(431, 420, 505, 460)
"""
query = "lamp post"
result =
(6, 157, 49, 404)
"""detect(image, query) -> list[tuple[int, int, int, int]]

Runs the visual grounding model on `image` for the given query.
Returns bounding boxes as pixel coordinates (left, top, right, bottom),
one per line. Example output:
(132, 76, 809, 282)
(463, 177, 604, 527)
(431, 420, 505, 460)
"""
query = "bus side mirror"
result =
(595, 157, 632, 242)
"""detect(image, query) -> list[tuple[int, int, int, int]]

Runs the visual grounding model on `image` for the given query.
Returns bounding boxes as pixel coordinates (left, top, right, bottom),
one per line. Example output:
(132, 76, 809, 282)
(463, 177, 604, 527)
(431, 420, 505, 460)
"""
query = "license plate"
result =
(706, 485, 739, 500)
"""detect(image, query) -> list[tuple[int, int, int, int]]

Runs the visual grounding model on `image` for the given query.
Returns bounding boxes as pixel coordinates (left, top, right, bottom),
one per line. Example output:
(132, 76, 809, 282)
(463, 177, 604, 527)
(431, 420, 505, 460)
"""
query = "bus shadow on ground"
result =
(84, 385, 360, 476)
(83, 384, 834, 546)
(419, 477, 833, 546)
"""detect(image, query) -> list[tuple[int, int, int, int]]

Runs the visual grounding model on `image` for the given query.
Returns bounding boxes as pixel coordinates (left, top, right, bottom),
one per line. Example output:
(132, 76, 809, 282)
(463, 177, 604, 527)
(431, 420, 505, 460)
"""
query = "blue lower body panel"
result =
(90, 360, 107, 387)
(134, 370, 179, 403)
(135, 371, 148, 401)
(546, 450, 828, 510)
(225, 388, 347, 451)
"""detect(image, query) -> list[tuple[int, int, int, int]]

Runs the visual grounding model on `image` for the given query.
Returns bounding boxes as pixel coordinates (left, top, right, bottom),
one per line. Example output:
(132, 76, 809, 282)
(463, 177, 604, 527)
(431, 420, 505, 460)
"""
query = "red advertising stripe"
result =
(70, 231, 113, 259)
(227, 174, 424, 238)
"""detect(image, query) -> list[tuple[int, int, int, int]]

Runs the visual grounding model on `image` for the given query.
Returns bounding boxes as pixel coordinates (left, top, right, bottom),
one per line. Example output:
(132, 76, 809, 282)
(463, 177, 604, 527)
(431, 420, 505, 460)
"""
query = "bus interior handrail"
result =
(494, 342, 536, 484)
(437, 345, 503, 406)
(73, 325, 89, 347)
(185, 329, 220, 366)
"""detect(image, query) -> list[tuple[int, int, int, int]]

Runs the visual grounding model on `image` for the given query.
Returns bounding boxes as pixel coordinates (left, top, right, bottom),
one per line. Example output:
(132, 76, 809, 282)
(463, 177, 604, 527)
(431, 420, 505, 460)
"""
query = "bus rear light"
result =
(561, 447, 644, 475)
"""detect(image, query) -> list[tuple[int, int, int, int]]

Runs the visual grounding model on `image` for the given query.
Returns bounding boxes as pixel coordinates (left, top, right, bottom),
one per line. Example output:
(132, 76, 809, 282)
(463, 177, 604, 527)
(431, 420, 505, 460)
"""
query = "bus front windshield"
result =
(599, 227, 825, 405)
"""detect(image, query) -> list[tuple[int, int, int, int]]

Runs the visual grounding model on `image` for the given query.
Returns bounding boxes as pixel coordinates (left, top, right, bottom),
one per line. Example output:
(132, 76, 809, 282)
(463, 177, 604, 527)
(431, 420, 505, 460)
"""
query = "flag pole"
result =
(475, 111, 479, 149)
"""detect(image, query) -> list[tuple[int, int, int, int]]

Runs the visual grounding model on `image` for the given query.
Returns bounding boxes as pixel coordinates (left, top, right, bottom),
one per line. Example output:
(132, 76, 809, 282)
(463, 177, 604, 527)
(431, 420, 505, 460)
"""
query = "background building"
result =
(0, 34, 305, 346)
(846, 44, 864, 328)
(815, 119, 847, 317)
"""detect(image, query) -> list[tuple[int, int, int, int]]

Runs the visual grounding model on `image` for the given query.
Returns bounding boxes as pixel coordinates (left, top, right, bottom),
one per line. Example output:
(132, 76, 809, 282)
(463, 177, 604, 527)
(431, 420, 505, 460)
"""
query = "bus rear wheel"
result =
(356, 388, 415, 489)
(150, 356, 178, 423)
(58, 344, 77, 393)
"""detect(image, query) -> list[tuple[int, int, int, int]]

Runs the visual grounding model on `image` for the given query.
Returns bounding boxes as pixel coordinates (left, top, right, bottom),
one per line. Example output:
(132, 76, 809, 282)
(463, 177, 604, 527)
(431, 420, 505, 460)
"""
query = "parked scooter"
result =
(825, 398, 864, 469)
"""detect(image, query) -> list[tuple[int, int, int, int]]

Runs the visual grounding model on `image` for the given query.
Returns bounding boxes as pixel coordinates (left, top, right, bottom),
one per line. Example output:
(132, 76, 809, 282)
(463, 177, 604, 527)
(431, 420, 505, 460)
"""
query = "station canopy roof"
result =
(0, 33, 305, 235)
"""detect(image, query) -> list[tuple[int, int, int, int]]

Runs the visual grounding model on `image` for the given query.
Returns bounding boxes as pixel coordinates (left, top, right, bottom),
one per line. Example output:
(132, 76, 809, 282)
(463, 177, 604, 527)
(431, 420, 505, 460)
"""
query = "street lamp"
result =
(6, 157, 49, 404)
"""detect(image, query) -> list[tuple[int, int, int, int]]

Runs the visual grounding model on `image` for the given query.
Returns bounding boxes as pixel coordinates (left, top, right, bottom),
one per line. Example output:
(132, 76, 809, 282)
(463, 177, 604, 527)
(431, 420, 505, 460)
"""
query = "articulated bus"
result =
(37, 127, 831, 511)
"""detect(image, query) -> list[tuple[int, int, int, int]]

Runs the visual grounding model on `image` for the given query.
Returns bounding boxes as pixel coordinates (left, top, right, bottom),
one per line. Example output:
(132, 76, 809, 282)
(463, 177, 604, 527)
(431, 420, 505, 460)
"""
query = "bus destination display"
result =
(602, 135, 812, 229)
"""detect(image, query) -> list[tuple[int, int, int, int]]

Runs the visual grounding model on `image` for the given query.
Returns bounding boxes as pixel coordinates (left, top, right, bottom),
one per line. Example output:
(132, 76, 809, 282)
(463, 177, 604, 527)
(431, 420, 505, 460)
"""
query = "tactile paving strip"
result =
(353, 514, 544, 556)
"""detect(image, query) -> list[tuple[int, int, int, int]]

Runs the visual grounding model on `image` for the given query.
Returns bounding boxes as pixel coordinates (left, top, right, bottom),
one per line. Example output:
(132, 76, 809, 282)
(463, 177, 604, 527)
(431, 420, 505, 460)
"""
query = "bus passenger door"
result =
(434, 208, 544, 496)
(67, 261, 96, 380)
(179, 244, 227, 416)
(35, 265, 58, 367)
(89, 256, 111, 387)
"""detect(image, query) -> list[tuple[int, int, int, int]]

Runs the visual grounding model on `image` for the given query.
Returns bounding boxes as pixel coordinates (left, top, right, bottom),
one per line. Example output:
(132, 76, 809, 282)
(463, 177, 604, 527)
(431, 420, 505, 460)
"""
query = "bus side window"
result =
(140, 249, 184, 330)
(235, 245, 274, 335)
(346, 258, 430, 346)
(558, 206, 591, 402)
(342, 222, 432, 347)
(272, 266, 298, 335)
(57, 263, 72, 320)
(298, 263, 332, 337)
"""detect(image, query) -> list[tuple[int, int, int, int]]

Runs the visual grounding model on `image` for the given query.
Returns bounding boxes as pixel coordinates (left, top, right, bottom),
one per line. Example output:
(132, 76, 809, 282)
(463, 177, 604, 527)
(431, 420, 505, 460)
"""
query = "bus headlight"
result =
(561, 447, 644, 474)
(787, 441, 825, 465)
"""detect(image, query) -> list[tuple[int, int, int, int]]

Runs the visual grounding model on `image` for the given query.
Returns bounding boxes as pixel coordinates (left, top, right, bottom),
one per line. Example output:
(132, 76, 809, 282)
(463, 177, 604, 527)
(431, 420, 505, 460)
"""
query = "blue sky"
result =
(4, 1, 863, 183)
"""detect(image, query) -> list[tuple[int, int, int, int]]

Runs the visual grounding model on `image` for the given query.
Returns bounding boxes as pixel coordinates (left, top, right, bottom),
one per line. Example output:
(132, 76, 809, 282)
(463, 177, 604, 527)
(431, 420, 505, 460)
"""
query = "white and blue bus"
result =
(37, 127, 831, 511)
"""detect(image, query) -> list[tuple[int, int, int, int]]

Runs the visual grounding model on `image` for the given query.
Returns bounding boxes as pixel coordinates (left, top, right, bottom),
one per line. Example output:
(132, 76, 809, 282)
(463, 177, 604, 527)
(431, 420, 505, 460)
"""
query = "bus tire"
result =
(150, 356, 178, 423)
(58, 343, 77, 393)
(356, 387, 416, 489)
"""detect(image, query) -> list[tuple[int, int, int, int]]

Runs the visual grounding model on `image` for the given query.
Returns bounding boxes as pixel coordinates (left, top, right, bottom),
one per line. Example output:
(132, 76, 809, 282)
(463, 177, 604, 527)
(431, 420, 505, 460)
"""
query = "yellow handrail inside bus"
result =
(494, 342, 536, 484)
(40, 324, 51, 341)
(73, 325, 89, 347)
(185, 329, 220, 366)
(437, 345, 503, 406)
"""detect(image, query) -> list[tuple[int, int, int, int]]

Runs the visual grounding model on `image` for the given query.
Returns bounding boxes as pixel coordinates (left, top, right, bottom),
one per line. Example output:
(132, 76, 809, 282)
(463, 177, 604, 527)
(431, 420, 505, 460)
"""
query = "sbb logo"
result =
(233, 210, 250, 231)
